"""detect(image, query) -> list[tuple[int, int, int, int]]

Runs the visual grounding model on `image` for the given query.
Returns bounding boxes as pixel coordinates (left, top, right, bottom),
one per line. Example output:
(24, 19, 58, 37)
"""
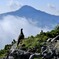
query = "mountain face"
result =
(0, 5, 59, 29)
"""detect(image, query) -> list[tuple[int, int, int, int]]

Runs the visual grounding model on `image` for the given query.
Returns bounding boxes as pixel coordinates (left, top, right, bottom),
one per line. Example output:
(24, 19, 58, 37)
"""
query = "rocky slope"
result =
(2, 35, 59, 59)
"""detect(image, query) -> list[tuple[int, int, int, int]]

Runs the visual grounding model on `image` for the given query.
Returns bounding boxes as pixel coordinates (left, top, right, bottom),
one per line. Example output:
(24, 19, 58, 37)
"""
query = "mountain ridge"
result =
(0, 5, 59, 17)
(0, 5, 59, 29)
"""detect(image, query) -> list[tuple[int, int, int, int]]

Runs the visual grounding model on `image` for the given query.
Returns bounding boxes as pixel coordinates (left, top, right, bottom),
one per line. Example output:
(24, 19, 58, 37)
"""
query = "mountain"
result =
(0, 5, 59, 29)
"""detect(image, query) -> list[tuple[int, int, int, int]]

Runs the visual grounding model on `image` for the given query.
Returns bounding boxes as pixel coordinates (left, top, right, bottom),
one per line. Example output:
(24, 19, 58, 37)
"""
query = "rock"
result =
(4, 35, 59, 59)
(8, 56, 14, 59)
(51, 35, 59, 42)
(47, 38, 52, 42)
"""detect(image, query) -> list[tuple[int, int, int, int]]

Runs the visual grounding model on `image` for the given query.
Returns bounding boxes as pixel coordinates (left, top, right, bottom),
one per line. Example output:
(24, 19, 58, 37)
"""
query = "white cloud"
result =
(8, 0, 22, 10)
(0, 15, 50, 49)
(47, 4, 59, 15)
(28, 19, 38, 26)
(0, 0, 21, 14)
(48, 4, 56, 10)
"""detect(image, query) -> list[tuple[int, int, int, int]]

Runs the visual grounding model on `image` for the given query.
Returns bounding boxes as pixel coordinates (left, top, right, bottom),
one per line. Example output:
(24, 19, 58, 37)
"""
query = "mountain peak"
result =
(17, 5, 38, 12)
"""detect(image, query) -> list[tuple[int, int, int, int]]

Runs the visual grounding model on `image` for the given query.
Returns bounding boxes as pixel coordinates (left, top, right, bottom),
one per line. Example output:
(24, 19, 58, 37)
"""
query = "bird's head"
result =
(21, 28, 23, 31)
(20, 28, 24, 34)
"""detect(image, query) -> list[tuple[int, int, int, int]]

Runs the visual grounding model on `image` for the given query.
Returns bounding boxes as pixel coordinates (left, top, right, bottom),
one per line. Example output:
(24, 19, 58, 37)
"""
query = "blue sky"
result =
(0, 0, 59, 15)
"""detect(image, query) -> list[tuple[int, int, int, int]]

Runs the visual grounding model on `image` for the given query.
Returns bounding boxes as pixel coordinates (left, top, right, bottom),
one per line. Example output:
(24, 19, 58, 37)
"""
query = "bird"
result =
(17, 28, 24, 46)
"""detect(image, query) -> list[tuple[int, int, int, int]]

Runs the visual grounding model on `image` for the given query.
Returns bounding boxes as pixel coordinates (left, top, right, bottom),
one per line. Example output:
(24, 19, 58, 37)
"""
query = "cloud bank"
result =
(0, 15, 50, 49)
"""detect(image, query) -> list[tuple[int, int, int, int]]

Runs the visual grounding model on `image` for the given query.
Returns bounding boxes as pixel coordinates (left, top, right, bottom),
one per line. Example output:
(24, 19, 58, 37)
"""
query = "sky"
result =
(0, 0, 59, 49)
(0, 0, 59, 15)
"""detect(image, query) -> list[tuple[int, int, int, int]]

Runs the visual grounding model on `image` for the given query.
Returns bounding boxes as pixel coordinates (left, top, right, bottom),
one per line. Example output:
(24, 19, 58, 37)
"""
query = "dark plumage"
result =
(17, 28, 24, 46)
